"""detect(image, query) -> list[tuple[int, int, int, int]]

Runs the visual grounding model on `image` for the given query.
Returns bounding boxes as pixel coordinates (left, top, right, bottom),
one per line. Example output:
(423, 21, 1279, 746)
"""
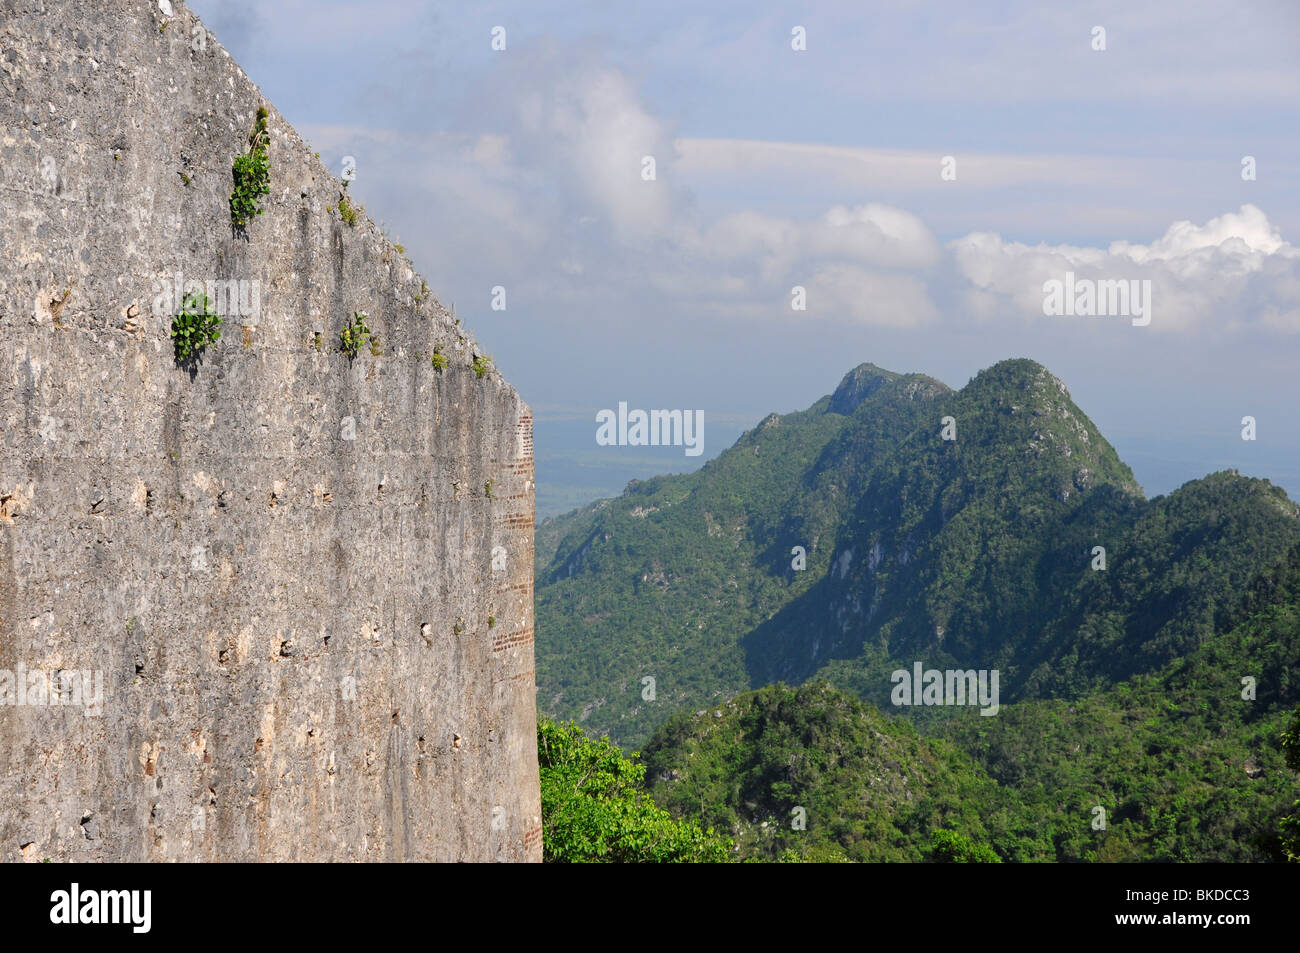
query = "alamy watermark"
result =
(152, 271, 261, 322)
(890, 662, 999, 716)
(1042, 271, 1151, 327)
(50, 883, 150, 933)
(0, 664, 103, 717)
(596, 402, 704, 457)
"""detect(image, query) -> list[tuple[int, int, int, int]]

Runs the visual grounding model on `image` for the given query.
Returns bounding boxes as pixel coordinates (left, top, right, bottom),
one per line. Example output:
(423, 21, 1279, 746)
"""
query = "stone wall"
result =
(0, 0, 540, 861)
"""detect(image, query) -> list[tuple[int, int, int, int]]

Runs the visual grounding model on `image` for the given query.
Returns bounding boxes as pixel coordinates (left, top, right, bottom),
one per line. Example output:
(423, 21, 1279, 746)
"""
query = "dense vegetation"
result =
(532, 357, 1300, 862)
(1281, 707, 1300, 861)
(641, 682, 1007, 862)
(537, 365, 947, 749)
(537, 716, 732, 862)
(640, 595, 1300, 862)
(936, 586, 1300, 862)
(537, 359, 1300, 753)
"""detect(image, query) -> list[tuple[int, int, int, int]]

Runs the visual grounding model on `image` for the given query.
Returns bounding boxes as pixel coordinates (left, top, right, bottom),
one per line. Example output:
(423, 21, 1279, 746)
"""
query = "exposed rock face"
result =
(0, 0, 540, 861)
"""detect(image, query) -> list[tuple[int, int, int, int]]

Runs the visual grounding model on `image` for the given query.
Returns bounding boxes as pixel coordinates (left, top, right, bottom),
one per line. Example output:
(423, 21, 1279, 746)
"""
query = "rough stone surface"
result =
(0, 0, 540, 861)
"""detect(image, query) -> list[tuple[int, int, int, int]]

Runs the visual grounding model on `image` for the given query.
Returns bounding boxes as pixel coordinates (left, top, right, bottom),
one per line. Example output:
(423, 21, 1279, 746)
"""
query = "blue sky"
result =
(190, 0, 1300, 507)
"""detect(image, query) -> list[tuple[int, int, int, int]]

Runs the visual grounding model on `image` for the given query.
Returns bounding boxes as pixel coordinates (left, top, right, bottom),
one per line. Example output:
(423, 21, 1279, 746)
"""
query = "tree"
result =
(538, 717, 733, 862)
(929, 828, 1001, 863)
(1280, 707, 1300, 862)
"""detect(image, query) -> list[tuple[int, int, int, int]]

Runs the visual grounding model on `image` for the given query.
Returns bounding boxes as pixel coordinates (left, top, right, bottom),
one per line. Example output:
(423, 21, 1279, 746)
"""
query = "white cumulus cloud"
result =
(948, 205, 1300, 332)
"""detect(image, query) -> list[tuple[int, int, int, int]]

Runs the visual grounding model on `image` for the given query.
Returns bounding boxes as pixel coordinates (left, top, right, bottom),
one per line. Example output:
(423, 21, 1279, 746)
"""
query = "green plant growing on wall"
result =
(472, 354, 492, 379)
(369, 335, 382, 357)
(484, 479, 494, 499)
(171, 291, 221, 363)
(339, 311, 371, 358)
(337, 191, 360, 227)
(453, 618, 464, 636)
(431, 348, 448, 372)
(230, 106, 270, 229)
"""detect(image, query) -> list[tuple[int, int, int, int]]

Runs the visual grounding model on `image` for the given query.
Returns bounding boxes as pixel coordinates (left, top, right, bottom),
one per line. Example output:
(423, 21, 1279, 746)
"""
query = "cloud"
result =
(807, 266, 940, 327)
(948, 205, 1300, 332)
(298, 29, 1299, 340)
(501, 47, 683, 242)
(655, 204, 942, 326)
(1112, 204, 1289, 261)
(299, 57, 946, 328)
(675, 138, 1165, 191)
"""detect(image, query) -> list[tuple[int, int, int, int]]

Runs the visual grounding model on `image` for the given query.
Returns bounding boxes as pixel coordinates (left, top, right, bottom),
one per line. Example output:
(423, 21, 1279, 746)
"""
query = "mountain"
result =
(640, 681, 1007, 862)
(641, 564, 1300, 863)
(536, 359, 1300, 751)
(644, 544, 1300, 862)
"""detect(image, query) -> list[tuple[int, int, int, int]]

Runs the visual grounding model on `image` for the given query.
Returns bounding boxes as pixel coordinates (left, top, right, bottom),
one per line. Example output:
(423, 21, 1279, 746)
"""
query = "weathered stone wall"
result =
(0, 0, 540, 861)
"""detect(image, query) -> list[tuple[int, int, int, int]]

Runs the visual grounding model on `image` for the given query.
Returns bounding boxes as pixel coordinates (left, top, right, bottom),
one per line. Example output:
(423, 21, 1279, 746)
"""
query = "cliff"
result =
(0, 0, 540, 861)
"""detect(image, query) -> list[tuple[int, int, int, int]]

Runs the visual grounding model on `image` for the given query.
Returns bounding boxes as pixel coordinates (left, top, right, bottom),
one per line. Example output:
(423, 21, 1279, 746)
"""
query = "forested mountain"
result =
(640, 681, 1006, 862)
(641, 555, 1300, 862)
(537, 359, 1300, 752)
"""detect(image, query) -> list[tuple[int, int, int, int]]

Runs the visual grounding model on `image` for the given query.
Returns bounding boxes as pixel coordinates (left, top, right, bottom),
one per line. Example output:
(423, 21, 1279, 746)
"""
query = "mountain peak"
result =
(828, 363, 903, 415)
(966, 358, 1069, 399)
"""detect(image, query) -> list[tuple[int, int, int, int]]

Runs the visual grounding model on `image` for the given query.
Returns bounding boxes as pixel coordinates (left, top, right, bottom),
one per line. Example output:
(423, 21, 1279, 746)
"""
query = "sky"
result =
(189, 0, 1300, 511)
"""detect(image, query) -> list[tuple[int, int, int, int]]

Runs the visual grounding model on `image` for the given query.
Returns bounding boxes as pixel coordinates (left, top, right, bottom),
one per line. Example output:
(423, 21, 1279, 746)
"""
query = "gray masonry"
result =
(0, 0, 541, 861)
